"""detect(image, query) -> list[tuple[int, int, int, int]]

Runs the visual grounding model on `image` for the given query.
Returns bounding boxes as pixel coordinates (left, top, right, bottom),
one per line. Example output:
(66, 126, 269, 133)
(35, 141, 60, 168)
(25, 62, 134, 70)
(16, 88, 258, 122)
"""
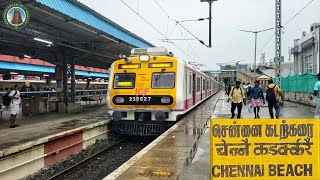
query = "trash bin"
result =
(22, 96, 41, 115)
(39, 97, 48, 113)
(22, 98, 33, 115)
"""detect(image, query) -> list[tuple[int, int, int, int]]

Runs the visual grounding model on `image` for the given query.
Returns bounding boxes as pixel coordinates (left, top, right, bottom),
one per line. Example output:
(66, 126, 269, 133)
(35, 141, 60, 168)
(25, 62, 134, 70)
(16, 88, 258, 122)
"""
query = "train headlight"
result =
(149, 62, 173, 68)
(115, 97, 125, 103)
(161, 97, 171, 104)
(139, 55, 150, 61)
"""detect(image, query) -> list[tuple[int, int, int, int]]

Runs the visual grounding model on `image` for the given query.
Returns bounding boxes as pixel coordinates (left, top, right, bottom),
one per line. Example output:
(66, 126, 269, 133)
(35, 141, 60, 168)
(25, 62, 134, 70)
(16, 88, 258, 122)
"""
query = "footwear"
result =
(10, 125, 16, 128)
(275, 115, 279, 119)
(14, 124, 20, 127)
(257, 114, 260, 119)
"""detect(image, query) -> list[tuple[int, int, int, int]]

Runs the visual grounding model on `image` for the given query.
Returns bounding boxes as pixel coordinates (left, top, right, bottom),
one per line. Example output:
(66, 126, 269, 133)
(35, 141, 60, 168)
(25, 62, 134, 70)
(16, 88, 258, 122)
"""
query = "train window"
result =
(152, 72, 175, 89)
(113, 73, 135, 89)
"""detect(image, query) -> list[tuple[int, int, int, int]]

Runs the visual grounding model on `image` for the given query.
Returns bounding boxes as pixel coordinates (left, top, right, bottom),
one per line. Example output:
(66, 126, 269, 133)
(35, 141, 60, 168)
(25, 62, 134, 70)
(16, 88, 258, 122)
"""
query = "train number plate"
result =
(129, 96, 151, 102)
(113, 95, 173, 105)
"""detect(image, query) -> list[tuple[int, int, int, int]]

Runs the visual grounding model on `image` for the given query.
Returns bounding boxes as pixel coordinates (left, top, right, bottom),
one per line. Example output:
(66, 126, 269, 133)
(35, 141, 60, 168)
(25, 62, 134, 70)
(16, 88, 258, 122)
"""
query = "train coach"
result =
(107, 47, 222, 136)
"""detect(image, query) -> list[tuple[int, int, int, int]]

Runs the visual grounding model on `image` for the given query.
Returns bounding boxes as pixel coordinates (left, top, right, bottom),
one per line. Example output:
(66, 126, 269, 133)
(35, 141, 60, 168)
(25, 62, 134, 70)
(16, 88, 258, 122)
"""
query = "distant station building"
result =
(238, 57, 293, 88)
(291, 22, 320, 75)
(202, 70, 220, 82)
(218, 64, 249, 85)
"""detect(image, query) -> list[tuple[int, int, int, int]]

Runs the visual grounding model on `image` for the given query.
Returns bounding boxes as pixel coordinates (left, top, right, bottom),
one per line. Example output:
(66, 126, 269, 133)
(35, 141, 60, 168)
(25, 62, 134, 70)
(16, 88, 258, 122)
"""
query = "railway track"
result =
(47, 139, 126, 180)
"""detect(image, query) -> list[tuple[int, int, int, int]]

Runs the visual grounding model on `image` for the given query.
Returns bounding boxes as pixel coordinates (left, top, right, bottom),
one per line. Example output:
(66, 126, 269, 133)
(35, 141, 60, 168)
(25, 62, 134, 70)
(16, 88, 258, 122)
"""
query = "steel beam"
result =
(275, 0, 281, 87)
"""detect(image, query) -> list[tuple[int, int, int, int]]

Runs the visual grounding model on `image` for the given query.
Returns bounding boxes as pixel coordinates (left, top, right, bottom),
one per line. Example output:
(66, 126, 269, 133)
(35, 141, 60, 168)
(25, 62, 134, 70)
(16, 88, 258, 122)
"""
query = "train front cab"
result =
(107, 53, 179, 136)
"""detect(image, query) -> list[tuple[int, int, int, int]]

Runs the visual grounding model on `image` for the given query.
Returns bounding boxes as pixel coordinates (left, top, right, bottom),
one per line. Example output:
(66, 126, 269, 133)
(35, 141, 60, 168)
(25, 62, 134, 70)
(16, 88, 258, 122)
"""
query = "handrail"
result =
(0, 89, 108, 95)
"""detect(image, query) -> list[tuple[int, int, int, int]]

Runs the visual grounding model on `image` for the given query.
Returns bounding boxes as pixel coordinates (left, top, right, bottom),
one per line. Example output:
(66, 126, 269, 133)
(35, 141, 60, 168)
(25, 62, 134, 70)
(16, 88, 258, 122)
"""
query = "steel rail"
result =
(47, 138, 125, 180)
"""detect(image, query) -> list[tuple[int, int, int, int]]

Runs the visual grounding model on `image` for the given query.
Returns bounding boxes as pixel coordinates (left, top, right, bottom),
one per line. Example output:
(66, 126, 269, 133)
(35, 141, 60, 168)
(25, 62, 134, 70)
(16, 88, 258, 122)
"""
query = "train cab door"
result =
(192, 74, 196, 105)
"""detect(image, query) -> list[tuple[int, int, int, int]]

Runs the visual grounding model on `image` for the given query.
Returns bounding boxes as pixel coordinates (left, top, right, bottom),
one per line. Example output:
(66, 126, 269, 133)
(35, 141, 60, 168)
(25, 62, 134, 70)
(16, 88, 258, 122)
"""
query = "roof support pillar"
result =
(62, 50, 68, 110)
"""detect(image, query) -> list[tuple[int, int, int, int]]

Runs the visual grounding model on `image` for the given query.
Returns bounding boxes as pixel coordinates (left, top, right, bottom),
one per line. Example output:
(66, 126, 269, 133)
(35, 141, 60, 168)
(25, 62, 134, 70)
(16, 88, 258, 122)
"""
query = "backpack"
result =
(231, 87, 243, 97)
(3, 90, 17, 106)
(266, 85, 276, 102)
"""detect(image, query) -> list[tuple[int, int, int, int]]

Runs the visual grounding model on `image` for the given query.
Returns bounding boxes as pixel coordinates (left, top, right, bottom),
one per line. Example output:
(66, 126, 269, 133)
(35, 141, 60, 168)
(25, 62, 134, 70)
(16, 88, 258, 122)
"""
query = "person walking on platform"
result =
(249, 80, 265, 119)
(227, 83, 234, 96)
(242, 82, 248, 99)
(228, 81, 246, 119)
(246, 83, 252, 100)
(225, 84, 228, 94)
(313, 73, 320, 118)
(266, 79, 284, 119)
(9, 84, 21, 128)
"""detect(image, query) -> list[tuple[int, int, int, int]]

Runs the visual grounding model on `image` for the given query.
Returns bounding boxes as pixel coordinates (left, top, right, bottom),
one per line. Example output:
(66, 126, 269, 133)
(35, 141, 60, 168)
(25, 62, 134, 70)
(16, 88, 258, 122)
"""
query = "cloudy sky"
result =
(79, 0, 320, 70)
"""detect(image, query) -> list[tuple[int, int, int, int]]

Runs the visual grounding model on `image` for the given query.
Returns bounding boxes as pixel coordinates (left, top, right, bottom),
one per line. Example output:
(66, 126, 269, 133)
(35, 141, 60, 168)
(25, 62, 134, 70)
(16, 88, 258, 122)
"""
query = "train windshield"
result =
(113, 73, 135, 89)
(152, 72, 175, 89)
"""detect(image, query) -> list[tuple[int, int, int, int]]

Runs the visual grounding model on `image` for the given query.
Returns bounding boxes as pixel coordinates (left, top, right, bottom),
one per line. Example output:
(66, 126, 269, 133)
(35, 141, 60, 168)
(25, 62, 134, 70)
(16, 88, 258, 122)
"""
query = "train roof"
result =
(120, 47, 219, 83)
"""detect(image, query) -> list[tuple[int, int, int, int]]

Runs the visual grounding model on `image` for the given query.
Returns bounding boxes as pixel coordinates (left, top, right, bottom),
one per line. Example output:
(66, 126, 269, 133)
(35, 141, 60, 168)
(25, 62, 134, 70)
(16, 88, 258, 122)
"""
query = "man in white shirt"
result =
(9, 84, 21, 128)
(242, 82, 248, 99)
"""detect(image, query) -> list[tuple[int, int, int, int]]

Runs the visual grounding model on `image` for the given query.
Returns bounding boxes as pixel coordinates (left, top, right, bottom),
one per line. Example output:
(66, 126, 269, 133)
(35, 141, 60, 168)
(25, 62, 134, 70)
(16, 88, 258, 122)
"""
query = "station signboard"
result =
(210, 118, 319, 180)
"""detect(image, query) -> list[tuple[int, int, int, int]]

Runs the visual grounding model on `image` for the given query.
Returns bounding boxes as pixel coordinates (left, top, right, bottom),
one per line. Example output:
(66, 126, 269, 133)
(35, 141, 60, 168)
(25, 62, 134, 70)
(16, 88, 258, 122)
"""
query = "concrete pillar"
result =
(62, 51, 68, 108)
(71, 57, 76, 103)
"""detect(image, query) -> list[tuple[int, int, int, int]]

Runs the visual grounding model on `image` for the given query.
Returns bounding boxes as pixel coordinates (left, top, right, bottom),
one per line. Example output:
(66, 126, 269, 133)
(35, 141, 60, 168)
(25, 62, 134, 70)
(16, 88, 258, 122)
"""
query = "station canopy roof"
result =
(0, 0, 154, 69)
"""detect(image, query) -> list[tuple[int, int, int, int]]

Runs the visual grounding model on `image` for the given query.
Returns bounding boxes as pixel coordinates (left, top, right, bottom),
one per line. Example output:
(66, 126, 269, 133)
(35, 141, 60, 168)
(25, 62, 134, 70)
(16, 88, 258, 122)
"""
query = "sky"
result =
(78, 0, 320, 70)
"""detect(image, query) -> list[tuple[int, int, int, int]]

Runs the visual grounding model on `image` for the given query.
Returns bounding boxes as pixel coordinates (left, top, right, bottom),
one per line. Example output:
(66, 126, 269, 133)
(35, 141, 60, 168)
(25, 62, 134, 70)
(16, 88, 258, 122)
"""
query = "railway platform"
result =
(0, 104, 110, 179)
(105, 92, 315, 180)
(105, 92, 222, 180)
(179, 93, 314, 180)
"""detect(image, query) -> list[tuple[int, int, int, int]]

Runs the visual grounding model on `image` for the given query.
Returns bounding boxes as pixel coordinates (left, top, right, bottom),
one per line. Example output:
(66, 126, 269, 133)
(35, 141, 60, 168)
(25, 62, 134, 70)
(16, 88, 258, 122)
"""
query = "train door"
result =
(192, 74, 196, 105)
(200, 77, 203, 100)
(205, 80, 207, 97)
(206, 79, 210, 97)
(184, 72, 188, 108)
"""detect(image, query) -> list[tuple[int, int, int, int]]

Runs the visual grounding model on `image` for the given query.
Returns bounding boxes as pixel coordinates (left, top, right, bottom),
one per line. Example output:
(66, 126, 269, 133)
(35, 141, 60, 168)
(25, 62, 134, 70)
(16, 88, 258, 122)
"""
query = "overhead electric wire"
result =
(258, 0, 315, 53)
(176, 22, 209, 48)
(177, 18, 209, 23)
(161, 38, 197, 41)
(120, 0, 167, 39)
(283, 0, 315, 26)
(152, 0, 209, 48)
(152, 0, 204, 61)
(258, 34, 275, 53)
(119, 0, 196, 61)
(176, 25, 201, 60)
(167, 22, 178, 37)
